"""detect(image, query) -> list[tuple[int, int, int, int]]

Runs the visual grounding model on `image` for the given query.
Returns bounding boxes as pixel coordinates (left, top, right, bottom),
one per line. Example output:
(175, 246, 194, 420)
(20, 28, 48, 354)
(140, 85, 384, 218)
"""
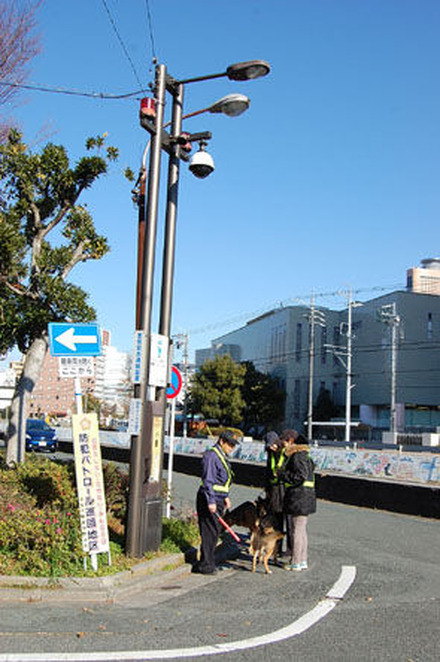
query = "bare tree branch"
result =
(0, 1, 40, 103)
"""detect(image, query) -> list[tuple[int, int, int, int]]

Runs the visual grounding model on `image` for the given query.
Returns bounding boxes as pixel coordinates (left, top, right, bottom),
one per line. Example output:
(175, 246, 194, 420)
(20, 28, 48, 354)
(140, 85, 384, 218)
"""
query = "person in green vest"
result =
(264, 430, 291, 557)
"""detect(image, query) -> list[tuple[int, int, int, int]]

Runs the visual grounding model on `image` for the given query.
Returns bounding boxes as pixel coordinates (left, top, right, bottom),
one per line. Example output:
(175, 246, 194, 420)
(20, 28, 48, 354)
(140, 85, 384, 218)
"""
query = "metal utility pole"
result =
(345, 292, 353, 443)
(306, 294, 326, 441)
(377, 303, 400, 442)
(325, 291, 362, 442)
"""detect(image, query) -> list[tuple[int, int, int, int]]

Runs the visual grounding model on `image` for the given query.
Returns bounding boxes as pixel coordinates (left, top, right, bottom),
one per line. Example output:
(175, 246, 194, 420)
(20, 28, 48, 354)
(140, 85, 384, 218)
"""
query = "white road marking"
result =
(0, 565, 356, 662)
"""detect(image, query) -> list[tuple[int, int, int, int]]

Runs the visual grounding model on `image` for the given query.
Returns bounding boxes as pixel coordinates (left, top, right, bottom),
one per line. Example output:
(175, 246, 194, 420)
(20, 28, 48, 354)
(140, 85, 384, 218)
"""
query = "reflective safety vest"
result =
(269, 449, 286, 485)
(303, 451, 316, 488)
(285, 452, 315, 489)
(203, 446, 233, 494)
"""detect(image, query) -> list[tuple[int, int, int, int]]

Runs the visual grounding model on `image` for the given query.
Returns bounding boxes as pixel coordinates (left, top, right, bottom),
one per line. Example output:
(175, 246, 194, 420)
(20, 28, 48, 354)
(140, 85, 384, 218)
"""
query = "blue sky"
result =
(6, 0, 440, 362)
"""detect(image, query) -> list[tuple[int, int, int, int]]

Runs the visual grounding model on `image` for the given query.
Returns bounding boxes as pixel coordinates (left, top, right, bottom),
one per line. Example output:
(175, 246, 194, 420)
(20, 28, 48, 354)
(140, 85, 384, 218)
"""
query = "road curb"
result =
(0, 553, 190, 604)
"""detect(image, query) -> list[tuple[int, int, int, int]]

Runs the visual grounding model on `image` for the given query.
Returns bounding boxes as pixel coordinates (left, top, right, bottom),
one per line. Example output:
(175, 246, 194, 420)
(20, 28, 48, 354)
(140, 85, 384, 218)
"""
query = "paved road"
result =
(1, 472, 439, 661)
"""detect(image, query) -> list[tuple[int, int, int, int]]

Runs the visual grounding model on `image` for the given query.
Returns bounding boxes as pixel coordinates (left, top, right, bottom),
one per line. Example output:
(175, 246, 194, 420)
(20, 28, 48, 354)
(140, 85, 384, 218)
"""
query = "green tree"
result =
(84, 394, 102, 417)
(241, 361, 285, 434)
(189, 354, 246, 426)
(0, 130, 118, 465)
(313, 386, 339, 421)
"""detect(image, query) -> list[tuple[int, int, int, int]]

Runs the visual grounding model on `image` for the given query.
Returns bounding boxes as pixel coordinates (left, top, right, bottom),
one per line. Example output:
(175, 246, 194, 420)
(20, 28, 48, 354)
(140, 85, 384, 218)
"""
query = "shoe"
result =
(192, 564, 217, 575)
(284, 563, 302, 571)
(300, 561, 308, 570)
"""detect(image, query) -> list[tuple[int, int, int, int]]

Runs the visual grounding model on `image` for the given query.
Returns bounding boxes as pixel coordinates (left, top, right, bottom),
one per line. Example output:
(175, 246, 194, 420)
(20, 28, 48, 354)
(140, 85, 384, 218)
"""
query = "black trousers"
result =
(196, 489, 224, 572)
(266, 485, 292, 555)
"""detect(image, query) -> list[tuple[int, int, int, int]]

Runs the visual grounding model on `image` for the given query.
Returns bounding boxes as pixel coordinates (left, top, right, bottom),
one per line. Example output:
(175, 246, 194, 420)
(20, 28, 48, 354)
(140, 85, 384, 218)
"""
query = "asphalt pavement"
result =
(1, 473, 439, 662)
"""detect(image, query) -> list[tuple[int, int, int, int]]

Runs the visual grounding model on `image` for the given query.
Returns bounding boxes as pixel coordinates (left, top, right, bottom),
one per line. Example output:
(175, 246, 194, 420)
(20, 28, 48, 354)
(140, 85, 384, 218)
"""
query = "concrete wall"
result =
(54, 431, 440, 519)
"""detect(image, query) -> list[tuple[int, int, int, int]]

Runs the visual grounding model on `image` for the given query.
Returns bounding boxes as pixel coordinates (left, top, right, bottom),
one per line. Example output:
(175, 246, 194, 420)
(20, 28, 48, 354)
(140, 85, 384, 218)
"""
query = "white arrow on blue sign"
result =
(48, 322, 102, 357)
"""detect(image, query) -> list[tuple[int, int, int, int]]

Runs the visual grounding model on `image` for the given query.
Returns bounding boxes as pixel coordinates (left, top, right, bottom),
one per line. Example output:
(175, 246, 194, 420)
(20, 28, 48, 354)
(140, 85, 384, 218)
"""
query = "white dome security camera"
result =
(189, 141, 215, 179)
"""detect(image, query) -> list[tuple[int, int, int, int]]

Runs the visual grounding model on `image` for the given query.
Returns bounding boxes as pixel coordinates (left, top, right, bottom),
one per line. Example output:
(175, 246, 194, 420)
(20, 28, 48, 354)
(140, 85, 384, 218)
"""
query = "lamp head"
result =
(226, 60, 271, 81)
(209, 93, 250, 117)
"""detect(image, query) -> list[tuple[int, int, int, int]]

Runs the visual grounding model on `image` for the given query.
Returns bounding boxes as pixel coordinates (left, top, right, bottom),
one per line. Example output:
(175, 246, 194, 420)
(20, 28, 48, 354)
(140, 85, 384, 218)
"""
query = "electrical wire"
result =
(145, 0, 157, 64)
(187, 283, 406, 336)
(100, 0, 146, 92)
(0, 80, 144, 99)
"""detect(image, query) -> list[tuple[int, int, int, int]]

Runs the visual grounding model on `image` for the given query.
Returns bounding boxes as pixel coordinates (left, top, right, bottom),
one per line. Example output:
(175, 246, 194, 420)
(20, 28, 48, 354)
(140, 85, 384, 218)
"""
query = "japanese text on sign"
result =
(72, 413, 109, 556)
(58, 356, 94, 379)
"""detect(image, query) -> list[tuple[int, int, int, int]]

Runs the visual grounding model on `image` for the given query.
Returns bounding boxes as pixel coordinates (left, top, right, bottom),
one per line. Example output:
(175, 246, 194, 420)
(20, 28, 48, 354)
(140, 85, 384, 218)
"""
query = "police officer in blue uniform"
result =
(193, 430, 239, 575)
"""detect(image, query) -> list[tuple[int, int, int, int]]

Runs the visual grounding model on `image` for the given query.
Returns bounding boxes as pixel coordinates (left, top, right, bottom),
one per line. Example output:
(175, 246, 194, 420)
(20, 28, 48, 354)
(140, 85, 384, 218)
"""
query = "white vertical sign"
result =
(149, 333, 169, 387)
(72, 413, 110, 556)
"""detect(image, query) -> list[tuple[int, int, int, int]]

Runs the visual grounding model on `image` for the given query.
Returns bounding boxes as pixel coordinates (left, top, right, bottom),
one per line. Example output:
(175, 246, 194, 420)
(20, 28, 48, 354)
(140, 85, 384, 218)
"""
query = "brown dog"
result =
(223, 500, 259, 530)
(224, 497, 272, 532)
(249, 522, 284, 574)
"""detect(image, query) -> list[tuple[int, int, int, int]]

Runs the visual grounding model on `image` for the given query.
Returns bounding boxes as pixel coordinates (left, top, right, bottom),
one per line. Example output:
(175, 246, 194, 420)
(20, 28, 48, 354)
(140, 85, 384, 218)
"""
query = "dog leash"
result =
(214, 512, 241, 543)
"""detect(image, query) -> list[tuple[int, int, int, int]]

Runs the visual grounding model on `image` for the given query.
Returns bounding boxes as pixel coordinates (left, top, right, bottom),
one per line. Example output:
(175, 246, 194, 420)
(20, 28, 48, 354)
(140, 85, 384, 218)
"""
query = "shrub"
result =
(161, 514, 200, 554)
(0, 456, 83, 576)
(0, 455, 198, 576)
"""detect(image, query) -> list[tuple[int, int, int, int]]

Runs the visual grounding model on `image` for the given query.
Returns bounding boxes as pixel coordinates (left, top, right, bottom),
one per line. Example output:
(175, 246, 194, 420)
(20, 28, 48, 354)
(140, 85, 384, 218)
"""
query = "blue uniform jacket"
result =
(199, 443, 232, 505)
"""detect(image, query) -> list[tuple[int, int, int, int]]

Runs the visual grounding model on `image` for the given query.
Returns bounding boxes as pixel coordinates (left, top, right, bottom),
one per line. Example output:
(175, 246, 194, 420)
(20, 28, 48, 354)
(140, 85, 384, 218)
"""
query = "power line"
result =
(145, 0, 157, 64)
(0, 80, 144, 100)
(100, 0, 146, 92)
(187, 282, 406, 336)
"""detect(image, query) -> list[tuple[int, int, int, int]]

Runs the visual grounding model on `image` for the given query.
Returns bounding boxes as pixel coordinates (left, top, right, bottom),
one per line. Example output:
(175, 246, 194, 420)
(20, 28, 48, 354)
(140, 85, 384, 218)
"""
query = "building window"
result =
(295, 323, 302, 362)
(293, 379, 301, 418)
(321, 326, 327, 364)
(333, 326, 340, 366)
(427, 313, 433, 340)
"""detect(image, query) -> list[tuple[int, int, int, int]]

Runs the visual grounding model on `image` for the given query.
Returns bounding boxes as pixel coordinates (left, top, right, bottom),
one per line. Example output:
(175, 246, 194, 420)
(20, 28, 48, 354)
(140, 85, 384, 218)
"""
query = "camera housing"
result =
(189, 143, 215, 179)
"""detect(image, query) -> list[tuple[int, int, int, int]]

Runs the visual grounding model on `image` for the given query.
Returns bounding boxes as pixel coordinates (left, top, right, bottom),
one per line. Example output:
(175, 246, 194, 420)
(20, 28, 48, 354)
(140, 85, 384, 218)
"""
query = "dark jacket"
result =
(198, 443, 233, 505)
(265, 447, 287, 513)
(279, 447, 316, 516)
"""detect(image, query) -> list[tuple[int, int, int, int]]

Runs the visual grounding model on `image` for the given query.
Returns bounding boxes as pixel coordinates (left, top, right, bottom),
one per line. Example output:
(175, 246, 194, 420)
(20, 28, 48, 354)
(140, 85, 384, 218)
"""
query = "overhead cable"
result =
(0, 80, 143, 99)
(187, 283, 406, 336)
(100, 0, 146, 92)
(145, 0, 157, 64)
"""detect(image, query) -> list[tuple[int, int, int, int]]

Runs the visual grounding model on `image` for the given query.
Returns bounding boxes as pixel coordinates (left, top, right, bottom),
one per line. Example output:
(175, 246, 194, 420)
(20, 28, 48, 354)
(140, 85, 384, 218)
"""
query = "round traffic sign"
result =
(167, 366, 182, 399)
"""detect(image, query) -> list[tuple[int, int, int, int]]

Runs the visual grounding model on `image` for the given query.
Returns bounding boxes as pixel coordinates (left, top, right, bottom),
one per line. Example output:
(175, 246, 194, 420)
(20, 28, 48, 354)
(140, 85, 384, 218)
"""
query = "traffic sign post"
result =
(49, 322, 102, 357)
(166, 366, 182, 518)
(166, 365, 182, 400)
(48, 321, 104, 571)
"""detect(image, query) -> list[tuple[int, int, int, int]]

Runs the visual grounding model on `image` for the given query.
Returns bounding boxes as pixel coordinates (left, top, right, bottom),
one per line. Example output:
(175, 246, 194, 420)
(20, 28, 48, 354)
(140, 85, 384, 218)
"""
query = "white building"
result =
(94, 337, 131, 415)
(0, 367, 16, 410)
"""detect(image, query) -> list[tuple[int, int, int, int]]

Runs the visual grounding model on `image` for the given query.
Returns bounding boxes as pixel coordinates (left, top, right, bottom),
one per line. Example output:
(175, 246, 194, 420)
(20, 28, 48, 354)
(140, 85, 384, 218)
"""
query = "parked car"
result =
(26, 418, 58, 452)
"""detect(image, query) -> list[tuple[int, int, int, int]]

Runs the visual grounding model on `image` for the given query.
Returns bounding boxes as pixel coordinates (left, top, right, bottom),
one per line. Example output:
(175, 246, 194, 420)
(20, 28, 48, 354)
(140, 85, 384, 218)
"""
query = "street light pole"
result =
(126, 64, 167, 557)
(126, 60, 270, 558)
(159, 81, 184, 342)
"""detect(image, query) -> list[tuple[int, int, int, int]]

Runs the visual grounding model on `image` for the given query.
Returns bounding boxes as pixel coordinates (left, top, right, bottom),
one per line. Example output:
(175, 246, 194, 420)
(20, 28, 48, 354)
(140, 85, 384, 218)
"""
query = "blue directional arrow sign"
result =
(48, 322, 102, 357)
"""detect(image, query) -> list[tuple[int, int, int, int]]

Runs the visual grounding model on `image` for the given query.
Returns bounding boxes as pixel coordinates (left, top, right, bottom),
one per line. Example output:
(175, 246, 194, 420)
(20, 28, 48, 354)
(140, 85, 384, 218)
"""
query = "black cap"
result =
(218, 429, 239, 446)
(264, 431, 280, 450)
